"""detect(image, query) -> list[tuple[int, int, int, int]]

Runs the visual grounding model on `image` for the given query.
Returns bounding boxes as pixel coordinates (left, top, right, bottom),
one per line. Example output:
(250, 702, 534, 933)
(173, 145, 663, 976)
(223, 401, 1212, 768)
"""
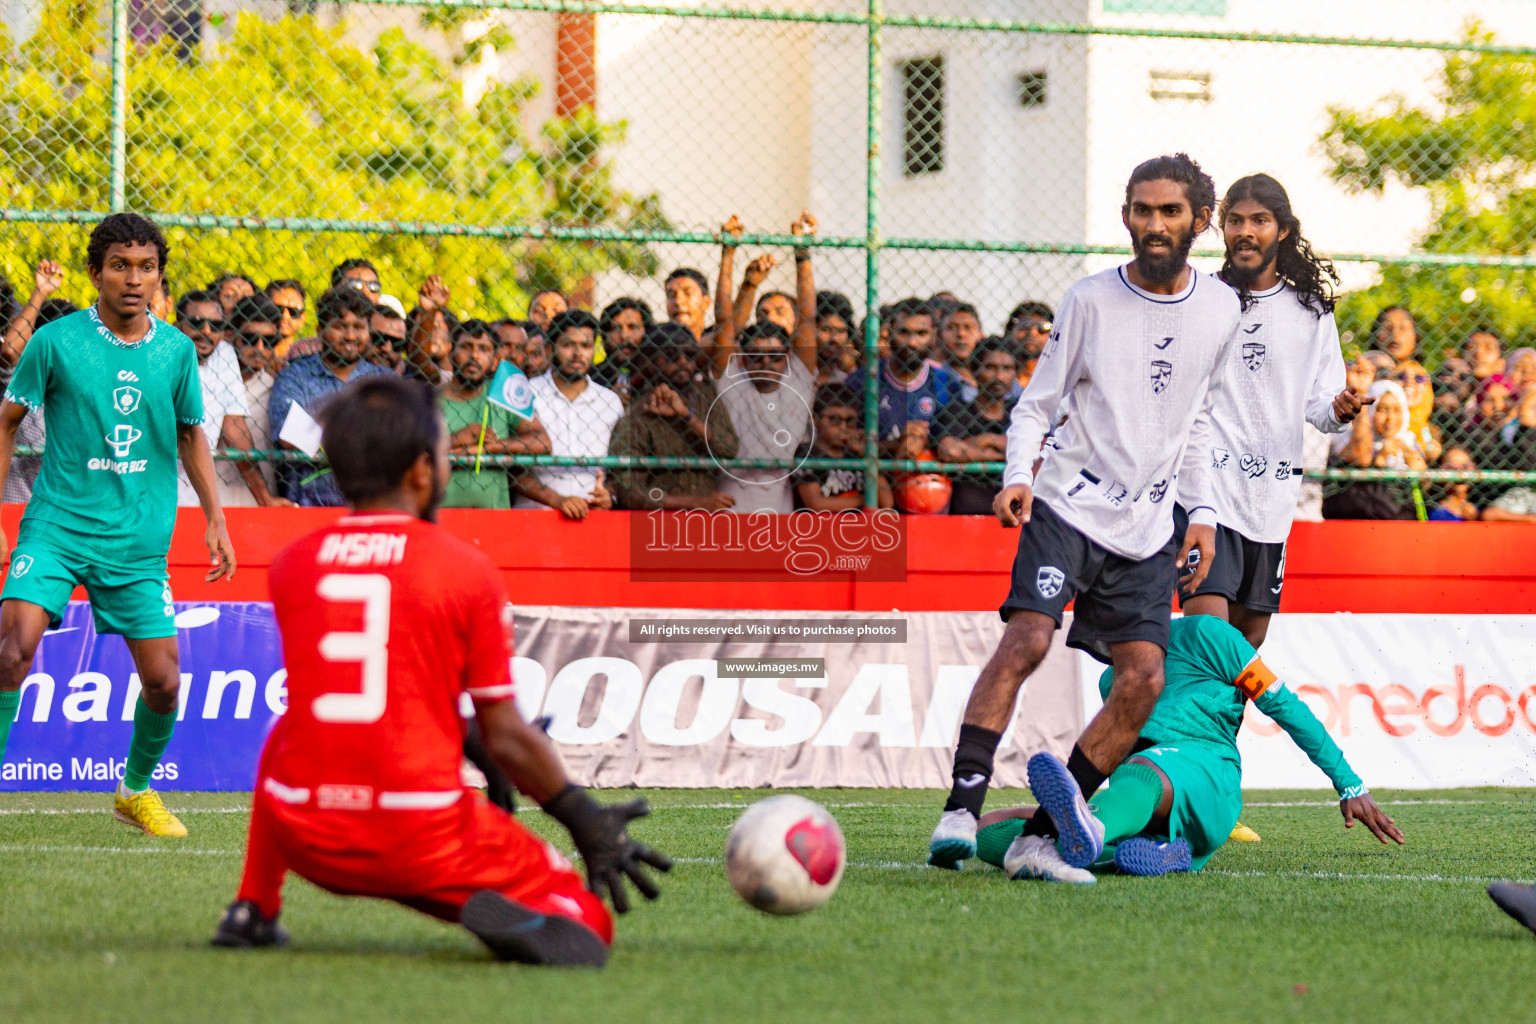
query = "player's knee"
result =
(1112, 664, 1165, 711)
(1242, 621, 1270, 649)
(995, 617, 1052, 679)
(136, 664, 181, 710)
(0, 632, 39, 689)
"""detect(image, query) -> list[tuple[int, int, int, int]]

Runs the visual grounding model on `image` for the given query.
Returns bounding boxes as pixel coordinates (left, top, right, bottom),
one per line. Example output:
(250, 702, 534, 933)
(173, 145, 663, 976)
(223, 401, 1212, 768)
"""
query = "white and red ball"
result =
(725, 795, 845, 916)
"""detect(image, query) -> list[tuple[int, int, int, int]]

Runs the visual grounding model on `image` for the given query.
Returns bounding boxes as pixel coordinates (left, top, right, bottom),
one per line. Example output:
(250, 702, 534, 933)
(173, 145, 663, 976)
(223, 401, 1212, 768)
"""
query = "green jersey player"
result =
(0, 213, 236, 837)
(978, 615, 1404, 883)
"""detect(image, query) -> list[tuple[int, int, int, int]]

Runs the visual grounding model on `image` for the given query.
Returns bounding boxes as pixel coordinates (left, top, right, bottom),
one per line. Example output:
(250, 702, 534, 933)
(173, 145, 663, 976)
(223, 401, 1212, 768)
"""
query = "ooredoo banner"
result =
(2, 603, 1533, 791)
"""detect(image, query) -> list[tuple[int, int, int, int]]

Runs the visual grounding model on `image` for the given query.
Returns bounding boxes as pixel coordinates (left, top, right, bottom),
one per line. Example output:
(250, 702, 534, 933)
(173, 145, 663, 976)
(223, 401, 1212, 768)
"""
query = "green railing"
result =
(5, 1, 1536, 507)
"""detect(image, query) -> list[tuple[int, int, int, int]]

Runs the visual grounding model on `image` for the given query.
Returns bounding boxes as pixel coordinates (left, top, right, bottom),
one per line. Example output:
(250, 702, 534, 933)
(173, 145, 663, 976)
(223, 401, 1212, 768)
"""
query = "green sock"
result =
(0, 689, 19, 761)
(1088, 762, 1164, 844)
(976, 820, 1027, 869)
(123, 699, 178, 792)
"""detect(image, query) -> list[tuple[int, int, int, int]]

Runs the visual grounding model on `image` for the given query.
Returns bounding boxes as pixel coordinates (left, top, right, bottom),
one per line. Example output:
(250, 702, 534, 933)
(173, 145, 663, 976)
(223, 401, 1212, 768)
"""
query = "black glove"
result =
(542, 785, 673, 914)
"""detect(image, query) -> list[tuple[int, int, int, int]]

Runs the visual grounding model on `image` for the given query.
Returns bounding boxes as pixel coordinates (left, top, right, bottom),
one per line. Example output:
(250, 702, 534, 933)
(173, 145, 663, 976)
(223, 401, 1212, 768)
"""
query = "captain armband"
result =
(1232, 656, 1279, 701)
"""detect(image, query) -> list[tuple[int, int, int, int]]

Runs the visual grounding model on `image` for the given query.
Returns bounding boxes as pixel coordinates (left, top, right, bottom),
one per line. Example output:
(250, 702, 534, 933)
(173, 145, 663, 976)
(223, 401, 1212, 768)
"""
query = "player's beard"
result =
(423, 469, 446, 523)
(1132, 224, 1196, 286)
(1222, 236, 1281, 289)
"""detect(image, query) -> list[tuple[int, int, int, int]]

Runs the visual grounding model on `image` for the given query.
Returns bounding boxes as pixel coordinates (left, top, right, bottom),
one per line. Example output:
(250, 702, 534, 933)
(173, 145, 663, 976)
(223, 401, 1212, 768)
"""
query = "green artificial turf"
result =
(2, 787, 1534, 1024)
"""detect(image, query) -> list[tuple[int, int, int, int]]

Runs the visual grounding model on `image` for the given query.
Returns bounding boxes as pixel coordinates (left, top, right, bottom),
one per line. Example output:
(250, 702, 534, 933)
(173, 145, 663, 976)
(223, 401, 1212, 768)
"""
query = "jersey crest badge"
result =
(10, 554, 32, 578)
(1036, 566, 1065, 599)
(113, 386, 142, 415)
(1242, 342, 1265, 371)
(1149, 360, 1173, 394)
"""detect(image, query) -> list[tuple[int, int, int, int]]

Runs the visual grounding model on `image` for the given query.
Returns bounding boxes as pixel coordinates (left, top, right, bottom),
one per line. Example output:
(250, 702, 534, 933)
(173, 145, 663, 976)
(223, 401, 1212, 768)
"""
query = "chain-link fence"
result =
(4, 0, 1536, 520)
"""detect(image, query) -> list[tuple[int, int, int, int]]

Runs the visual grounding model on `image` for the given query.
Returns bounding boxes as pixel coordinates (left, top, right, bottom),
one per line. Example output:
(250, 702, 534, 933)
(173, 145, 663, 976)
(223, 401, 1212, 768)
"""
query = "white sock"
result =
(117, 780, 147, 799)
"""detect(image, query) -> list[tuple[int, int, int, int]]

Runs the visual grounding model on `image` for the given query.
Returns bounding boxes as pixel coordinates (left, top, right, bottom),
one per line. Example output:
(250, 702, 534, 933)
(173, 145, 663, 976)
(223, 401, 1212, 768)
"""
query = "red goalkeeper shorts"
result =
(237, 783, 613, 945)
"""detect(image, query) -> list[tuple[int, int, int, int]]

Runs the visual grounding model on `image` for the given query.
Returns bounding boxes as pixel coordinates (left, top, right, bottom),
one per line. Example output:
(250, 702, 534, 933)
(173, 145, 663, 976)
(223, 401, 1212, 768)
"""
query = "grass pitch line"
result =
(0, 844, 237, 856)
(0, 846, 1527, 887)
(0, 806, 251, 816)
(1205, 868, 1534, 885)
(1243, 799, 1498, 808)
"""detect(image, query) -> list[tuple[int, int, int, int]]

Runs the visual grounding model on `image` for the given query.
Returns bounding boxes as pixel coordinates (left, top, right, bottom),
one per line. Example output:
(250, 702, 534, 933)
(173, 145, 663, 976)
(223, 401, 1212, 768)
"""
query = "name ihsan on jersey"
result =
(86, 457, 148, 475)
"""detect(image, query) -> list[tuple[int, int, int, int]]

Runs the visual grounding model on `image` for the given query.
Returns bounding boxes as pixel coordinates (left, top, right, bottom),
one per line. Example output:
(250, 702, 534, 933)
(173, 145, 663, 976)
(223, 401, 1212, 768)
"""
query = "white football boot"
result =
(1003, 834, 1096, 885)
(927, 808, 978, 869)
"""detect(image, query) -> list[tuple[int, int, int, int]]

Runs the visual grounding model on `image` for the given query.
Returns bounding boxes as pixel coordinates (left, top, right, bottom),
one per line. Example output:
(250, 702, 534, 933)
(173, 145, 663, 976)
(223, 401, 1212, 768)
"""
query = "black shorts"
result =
(999, 499, 1177, 663)
(1173, 505, 1287, 614)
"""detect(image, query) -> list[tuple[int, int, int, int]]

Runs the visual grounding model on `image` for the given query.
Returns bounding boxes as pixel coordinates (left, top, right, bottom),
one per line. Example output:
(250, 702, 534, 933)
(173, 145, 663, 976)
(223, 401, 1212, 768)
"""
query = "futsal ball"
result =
(725, 795, 845, 916)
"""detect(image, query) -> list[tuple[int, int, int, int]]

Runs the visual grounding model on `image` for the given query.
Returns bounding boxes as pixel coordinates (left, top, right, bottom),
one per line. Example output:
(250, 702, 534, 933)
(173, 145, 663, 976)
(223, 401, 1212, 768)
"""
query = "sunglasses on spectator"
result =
(1023, 320, 1052, 332)
(183, 316, 226, 331)
(346, 279, 382, 295)
(820, 413, 858, 426)
(370, 330, 399, 350)
(236, 328, 274, 346)
(743, 350, 789, 363)
(276, 304, 304, 319)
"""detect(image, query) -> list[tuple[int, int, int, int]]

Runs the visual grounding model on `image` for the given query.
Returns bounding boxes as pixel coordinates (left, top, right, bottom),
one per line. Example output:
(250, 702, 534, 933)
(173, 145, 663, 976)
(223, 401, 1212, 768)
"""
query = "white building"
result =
(573, 0, 1536, 328)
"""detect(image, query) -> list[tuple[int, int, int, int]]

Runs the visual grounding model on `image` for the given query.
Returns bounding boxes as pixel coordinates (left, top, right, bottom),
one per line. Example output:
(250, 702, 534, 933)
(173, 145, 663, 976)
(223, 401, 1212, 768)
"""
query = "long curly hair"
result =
(1218, 174, 1338, 317)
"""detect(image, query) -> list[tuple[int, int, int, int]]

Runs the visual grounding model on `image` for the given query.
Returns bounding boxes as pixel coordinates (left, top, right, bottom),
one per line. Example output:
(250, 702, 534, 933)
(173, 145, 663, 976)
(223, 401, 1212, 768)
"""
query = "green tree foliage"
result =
(0, 1, 664, 320)
(1321, 24, 1536, 361)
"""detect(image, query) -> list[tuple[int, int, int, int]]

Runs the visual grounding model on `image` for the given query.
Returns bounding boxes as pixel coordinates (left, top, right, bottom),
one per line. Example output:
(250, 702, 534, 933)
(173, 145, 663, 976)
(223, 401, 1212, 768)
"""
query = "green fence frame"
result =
(6, 0, 1536, 498)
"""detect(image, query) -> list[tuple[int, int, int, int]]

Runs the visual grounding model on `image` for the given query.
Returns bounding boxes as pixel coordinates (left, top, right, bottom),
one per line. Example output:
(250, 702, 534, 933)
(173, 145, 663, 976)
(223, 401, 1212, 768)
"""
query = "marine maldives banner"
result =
(1, 602, 286, 791)
(2, 604, 1534, 791)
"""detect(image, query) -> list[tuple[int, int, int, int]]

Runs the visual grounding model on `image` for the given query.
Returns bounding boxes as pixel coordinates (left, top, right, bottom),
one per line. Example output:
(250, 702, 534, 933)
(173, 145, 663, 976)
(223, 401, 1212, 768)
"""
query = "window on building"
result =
(1148, 70, 1212, 102)
(1017, 70, 1048, 108)
(900, 56, 945, 177)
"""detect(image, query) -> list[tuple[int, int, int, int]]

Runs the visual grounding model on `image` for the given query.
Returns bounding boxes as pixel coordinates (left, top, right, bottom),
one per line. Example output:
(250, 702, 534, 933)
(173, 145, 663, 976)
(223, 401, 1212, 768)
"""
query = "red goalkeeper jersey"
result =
(258, 512, 515, 809)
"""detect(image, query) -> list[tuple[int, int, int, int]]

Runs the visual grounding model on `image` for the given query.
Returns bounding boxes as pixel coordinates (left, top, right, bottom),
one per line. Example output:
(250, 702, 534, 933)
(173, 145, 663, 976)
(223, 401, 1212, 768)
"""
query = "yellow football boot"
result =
(1229, 821, 1261, 843)
(113, 789, 188, 837)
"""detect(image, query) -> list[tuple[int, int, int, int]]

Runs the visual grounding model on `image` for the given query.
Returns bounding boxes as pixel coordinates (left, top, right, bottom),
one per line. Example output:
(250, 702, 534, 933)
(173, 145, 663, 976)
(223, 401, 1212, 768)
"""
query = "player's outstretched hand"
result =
(1177, 523, 1215, 595)
(544, 785, 673, 914)
(1341, 793, 1405, 845)
(1331, 386, 1376, 424)
(994, 483, 1033, 527)
(206, 517, 236, 582)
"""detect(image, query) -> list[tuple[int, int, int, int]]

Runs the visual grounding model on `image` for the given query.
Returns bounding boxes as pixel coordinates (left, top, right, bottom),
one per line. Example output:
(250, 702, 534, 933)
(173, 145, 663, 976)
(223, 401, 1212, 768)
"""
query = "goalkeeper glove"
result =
(542, 784, 672, 913)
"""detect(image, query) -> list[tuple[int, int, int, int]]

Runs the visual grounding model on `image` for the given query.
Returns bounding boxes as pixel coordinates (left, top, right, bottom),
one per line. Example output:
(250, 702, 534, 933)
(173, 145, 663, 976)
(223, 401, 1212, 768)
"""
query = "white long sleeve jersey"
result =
(1004, 266, 1241, 560)
(1200, 280, 1348, 543)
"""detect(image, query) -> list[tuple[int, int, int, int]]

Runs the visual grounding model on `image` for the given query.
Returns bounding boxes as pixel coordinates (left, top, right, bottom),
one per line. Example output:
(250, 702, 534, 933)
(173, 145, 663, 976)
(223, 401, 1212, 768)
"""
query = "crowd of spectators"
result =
(2, 228, 1534, 521)
(1323, 308, 1536, 522)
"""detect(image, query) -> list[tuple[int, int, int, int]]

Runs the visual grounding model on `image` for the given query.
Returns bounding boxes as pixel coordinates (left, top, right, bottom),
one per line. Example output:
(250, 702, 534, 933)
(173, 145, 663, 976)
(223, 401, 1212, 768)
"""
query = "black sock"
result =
(943, 724, 1001, 818)
(1022, 808, 1056, 838)
(1066, 744, 1109, 799)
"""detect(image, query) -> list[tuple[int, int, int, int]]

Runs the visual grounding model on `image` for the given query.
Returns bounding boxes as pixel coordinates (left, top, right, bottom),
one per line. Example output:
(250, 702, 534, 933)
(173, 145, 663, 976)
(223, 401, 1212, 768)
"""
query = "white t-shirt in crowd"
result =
(1203, 281, 1346, 543)
(513, 371, 625, 508)
(716, 351, 815, 515)
(1005, 265, 1241, 560)
(244, 369, 276, 493)
(178, 342, 255, 507)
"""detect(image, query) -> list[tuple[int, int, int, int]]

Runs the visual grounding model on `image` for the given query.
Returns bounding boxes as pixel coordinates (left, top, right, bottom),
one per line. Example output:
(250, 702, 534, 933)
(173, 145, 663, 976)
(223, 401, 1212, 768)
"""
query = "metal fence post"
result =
(108, 0, 129, 212)
(863, 0, 883, 509)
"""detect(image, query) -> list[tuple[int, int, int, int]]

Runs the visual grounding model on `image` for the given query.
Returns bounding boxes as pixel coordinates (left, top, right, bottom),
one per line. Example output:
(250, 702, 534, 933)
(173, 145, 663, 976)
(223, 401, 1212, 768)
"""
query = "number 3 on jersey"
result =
(313, 574, 392, 724)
